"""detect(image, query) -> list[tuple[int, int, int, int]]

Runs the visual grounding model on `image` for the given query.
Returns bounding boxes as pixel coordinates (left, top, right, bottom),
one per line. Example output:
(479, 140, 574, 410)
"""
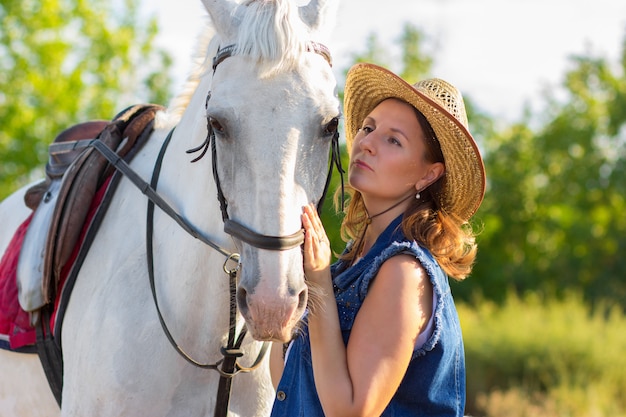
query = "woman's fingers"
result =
(301, 203, 331, 276)
(303, 204, 327, 242)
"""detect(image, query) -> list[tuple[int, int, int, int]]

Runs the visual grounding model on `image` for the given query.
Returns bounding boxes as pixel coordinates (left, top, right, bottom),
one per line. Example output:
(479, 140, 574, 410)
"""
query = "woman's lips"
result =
(353, 158, 372, 171)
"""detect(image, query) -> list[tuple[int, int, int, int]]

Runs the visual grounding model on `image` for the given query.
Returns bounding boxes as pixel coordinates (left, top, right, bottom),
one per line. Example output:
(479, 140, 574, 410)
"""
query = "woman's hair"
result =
(336, 106, 478, 281)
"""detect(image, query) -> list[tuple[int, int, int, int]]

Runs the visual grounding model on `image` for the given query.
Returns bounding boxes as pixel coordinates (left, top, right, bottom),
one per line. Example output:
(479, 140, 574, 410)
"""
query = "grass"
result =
(458, 291, 626, 417)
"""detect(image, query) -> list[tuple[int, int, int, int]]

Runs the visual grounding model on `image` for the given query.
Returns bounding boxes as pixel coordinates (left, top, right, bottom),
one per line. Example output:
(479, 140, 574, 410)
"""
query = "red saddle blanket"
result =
(0, 178, 109, 351)
(0, 213, 34, 350)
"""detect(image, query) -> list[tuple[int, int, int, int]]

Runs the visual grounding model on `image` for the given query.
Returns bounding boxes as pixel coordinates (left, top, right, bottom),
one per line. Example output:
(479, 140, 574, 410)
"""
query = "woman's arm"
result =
(302, 204, 433, 417)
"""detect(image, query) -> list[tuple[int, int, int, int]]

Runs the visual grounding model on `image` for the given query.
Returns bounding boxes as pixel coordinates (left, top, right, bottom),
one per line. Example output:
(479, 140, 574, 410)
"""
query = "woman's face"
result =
(349, 98, 444, 207)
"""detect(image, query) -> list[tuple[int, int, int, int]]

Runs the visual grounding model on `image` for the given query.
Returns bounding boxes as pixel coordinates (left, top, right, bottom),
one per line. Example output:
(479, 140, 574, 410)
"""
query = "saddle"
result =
(20, 104, 165, 308)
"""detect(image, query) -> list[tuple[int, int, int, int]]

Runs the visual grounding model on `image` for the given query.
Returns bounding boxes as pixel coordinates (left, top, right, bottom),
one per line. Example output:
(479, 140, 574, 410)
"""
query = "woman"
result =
(270, 63, 486, 417)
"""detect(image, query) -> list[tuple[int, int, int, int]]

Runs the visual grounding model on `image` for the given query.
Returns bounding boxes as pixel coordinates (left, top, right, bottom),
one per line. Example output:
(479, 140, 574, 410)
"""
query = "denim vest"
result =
(270, 215, 466, 417)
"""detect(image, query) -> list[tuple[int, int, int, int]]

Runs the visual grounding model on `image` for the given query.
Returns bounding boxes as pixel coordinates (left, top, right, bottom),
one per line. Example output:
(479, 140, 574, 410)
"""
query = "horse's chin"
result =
(245, 319, 301, 343)
(238, 282, 308, 343)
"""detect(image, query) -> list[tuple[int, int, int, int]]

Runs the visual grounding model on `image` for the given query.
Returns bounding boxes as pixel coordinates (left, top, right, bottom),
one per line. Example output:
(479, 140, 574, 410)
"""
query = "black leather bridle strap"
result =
(144, 129, 269, 417)
(205, 122, 308, 250)
(212, 41, 332, 71)
(209, 40, 343, 248)
(145, 128, 225, 369)
(203, 108, 343, 251)
(224, 219, 304, 251)
(317, 129, 344, 213)
(214, 265, 269, 416)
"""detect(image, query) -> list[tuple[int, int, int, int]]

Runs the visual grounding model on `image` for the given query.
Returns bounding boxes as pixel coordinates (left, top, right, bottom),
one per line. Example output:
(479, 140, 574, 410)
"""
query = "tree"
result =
(468, 39, 626, 306)
(0, 0, 172, 198)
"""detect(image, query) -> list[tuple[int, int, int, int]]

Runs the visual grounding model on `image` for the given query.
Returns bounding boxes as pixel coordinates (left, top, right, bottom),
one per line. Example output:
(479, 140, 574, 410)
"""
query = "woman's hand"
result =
(301, 203, 332, 285)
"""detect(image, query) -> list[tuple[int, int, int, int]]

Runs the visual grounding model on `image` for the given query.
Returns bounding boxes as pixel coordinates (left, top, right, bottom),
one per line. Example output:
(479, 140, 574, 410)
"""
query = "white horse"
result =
(0, 0, 339, 415)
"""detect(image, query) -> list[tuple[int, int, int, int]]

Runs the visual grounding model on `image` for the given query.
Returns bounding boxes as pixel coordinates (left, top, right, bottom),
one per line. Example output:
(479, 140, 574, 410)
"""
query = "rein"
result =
(147, 129, 269, 416)
(89, 132, 269, 416)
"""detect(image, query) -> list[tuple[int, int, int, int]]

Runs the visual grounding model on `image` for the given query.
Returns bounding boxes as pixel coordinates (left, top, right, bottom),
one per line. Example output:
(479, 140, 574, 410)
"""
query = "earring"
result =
(415, 192, 421, 200)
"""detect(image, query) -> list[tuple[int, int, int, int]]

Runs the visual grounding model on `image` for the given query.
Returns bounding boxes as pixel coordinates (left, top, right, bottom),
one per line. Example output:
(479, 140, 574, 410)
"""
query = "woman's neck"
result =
(356, 193, 413, 258)
(364, 193, 412, 229)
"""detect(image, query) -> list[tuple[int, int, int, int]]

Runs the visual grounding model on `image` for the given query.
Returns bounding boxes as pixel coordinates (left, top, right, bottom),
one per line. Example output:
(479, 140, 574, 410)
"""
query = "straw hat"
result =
(344, 63, 486, 221)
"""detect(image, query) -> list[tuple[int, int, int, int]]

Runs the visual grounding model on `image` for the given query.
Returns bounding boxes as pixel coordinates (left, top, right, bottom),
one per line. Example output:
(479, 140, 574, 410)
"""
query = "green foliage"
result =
(397, 25, 433, 84)
(465, 40, 626, 306)
(347, 23, 433, 81)
(460, 292, 626, 416)
(319, 150, 348, 260)
(0, 0, 172, 199)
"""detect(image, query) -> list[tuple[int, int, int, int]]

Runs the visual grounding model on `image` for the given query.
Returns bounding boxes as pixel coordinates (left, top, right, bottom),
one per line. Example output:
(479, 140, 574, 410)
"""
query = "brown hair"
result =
(337, 107, 478, 281)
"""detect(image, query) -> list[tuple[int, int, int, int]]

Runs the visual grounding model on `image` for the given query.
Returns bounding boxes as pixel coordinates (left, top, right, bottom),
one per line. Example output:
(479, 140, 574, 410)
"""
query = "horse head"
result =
(200, 0, 340, 342)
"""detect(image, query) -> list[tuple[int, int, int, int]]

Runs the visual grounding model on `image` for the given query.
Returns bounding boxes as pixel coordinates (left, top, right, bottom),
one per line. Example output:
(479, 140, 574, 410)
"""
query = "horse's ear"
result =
(201, 0, 241, 39)
(299, 0, 338, 36)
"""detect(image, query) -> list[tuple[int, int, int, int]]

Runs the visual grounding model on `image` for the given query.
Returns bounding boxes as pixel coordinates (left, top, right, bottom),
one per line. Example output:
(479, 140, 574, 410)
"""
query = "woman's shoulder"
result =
(382, 239, 436, 267)
(378, 239, 449, 292)
(376, 252, 431, 289)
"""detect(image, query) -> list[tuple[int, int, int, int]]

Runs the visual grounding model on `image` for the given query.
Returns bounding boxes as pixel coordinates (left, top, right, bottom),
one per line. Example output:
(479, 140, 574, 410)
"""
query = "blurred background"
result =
(1, 1, 625, 415)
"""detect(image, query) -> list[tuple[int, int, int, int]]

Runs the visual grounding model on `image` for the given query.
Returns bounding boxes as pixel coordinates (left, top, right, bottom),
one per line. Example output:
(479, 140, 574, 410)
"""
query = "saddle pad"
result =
(0, 176, 111, 351)
(0, 213, 36, 350)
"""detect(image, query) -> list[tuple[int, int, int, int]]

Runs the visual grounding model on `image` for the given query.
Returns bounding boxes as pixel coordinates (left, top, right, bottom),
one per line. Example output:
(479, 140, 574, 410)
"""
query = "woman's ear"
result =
(416, 162, 445, 192)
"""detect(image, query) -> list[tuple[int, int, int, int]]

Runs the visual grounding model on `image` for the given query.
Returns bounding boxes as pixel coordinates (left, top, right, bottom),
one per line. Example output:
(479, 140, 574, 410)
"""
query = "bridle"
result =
(189, 41, 342, 251)
(91, 41, 343, 417)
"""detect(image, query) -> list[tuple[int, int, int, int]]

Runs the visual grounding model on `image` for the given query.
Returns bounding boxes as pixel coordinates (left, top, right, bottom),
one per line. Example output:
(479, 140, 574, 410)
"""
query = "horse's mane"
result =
(234, 0, 310, 76)
(166, 0, 310, 120)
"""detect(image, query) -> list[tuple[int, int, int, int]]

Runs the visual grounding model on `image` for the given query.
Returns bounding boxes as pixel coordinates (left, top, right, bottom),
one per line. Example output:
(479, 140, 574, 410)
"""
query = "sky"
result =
(140, 0, 626, 123)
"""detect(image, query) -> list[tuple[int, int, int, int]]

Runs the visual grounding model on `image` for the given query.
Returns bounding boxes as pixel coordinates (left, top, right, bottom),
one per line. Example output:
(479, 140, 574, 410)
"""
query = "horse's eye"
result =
(323, 117, 339, 137)
(209, 117, 225, 134)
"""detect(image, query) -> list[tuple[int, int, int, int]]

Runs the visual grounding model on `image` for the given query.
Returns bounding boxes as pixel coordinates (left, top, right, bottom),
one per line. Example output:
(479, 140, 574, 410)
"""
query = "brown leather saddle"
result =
(23, 104, 165, 304)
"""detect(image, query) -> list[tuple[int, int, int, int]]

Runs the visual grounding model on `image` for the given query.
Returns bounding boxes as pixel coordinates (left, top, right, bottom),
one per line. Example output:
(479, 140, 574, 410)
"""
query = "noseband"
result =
(187, 42, 343, 252)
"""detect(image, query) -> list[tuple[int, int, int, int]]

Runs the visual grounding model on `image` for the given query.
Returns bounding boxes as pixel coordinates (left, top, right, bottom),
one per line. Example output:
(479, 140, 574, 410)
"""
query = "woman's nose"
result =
(358, 131, 375, 153)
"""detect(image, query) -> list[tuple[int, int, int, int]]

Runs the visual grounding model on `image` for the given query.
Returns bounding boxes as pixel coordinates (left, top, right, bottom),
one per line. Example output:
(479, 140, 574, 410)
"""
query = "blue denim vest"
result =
(270, 215, 466, 416)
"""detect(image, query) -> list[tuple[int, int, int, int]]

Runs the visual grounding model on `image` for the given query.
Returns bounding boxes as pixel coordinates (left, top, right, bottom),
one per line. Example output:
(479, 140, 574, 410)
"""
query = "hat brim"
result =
(344, 63, 486, 221)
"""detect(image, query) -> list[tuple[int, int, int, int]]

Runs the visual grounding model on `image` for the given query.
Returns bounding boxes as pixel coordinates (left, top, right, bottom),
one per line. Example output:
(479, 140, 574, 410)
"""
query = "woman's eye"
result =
(388, 137, 401, 146)
(360, 126, 373, 134)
